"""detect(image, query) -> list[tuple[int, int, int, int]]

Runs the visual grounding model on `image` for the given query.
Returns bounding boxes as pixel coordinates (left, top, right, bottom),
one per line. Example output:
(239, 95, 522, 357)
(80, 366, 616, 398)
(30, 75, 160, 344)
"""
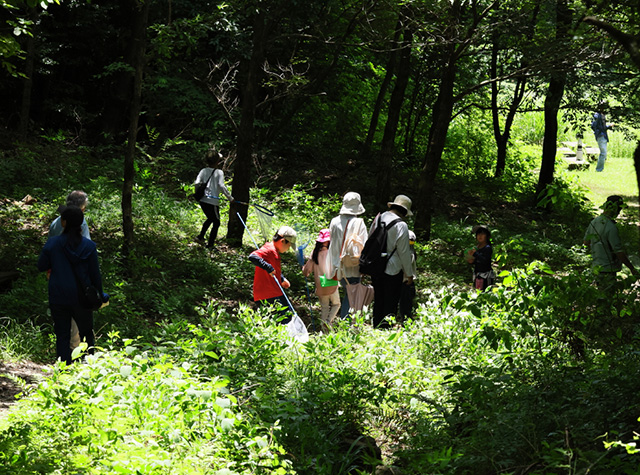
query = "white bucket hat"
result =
(387, 194, 413, 217)
(340, 192, 365, 216)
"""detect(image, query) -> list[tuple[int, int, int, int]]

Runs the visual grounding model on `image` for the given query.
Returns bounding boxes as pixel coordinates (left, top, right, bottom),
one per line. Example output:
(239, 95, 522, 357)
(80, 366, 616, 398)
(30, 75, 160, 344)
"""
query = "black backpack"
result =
(194, 169, 215, 201)
(359, 214, 402, 277)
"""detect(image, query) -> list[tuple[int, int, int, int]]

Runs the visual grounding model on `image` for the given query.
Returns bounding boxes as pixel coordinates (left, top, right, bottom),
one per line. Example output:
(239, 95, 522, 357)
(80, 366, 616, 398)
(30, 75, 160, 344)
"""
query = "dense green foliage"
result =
(2, 0, 640, 473)
(1, 138, 640, 473)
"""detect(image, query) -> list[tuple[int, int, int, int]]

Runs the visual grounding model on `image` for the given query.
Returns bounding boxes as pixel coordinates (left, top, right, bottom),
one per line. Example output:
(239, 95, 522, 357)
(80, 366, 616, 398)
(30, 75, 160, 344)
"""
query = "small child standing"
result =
(248, 226, 297, 324)
(302, 229, 340, 330)
(399, 230, 417, 322)
(465, 225, 495, 291)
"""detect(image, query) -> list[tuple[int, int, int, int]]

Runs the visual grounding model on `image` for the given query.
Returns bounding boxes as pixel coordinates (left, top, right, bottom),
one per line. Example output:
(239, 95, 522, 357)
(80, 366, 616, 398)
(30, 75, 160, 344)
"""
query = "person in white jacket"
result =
(194, 149, 234, 249)
(326, 192, 368, 318)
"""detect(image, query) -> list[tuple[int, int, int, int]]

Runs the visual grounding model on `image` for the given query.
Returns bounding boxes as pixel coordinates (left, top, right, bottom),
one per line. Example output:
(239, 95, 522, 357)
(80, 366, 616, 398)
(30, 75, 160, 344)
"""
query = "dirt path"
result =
(0, 361, 48, 419)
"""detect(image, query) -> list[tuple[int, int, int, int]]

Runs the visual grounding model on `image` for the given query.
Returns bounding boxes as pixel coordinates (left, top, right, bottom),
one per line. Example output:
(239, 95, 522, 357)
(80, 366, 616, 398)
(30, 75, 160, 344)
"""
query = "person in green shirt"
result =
(583, 195, 639, 290)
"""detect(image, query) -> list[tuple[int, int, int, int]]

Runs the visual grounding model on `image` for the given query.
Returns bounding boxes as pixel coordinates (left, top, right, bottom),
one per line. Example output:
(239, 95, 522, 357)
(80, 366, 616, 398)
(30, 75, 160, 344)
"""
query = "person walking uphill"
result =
(49, 190, 91, 351)
(37, 206, 109, 364)
(591, 101, 614, 172)
(584, 195, 639, 291)
(249, 226, 297, 324)
(194, 149, 234, 249)
(368, 195, 415, 329)
(326, 192, 368, 319)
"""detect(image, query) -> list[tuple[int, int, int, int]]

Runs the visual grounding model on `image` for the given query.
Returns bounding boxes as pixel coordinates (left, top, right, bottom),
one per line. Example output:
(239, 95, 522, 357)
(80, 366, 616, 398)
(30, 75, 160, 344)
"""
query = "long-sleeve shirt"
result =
(249, 241, 284, 301)
(37, 234, 105, 306)
(303, 248, 338, 297)
(584, 214, 623, 272)
(591, 112, 611, 142)
(326, 215, 368, 280)
(195, 168, 233, 206)
(368, 211, 415, 279)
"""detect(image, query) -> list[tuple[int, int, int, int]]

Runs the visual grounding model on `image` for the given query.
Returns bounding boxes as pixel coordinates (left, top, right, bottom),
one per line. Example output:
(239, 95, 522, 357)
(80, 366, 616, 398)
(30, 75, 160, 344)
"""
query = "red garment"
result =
(252, 241, 283, 301)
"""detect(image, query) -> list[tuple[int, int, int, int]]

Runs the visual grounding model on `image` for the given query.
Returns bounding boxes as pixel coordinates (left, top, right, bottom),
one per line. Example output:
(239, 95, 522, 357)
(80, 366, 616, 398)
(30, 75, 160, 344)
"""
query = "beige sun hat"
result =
(387, 194, 413, 217)
(340, 192, 365, 216)
(276, 225, 297, 246)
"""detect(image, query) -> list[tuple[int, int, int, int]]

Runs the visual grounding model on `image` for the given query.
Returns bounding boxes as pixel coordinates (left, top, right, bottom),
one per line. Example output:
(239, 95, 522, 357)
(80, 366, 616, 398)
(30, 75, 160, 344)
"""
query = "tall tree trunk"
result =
(414, 60, 457, 240)
(375, 25, 412, 211)
(226, 11, 266, 247)
(635, 142, 640, 254)
(362, 18, 402, 158)
(122, 0, 149, 258)
(536, 74, 566, 201)
(491, 41, 527, 178)
(536, 0, 571, 202)
(19, 8, 37, 138)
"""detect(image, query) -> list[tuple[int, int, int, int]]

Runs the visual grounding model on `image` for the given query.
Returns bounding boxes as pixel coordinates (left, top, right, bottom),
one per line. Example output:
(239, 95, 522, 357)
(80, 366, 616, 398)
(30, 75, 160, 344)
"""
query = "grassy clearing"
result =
(567, 153, 639, 208)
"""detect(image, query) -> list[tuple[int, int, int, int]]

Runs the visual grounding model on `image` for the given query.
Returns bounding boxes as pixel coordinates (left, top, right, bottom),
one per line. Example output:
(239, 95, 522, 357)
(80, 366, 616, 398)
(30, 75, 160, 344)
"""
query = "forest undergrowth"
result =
(1, 138, 640, 474)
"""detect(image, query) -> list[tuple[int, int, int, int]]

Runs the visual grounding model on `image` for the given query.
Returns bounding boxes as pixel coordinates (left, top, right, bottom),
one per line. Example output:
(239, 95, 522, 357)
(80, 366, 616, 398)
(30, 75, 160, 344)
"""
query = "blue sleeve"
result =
(37, 243, 51, 272)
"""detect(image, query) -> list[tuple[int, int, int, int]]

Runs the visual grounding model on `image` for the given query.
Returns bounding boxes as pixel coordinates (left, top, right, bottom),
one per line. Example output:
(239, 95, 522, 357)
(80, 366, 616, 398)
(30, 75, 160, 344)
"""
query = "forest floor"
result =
(0, 361, 47, 418)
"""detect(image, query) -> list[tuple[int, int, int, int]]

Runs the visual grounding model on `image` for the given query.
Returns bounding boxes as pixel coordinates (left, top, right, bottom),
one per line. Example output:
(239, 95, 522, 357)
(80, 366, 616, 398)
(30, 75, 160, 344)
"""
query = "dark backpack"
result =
(359, 214, 402, 276)
(194, 170, 215, 201)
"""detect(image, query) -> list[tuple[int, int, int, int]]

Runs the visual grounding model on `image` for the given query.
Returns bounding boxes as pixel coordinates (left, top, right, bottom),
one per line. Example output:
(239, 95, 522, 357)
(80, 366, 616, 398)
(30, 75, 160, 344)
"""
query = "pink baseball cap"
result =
(316, 229, 330, 243)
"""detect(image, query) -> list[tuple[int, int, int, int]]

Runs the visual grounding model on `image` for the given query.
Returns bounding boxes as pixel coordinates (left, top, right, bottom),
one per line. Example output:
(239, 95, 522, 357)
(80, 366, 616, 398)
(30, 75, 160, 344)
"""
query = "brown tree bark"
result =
(226, 11, 267, 247)
(122, 0, 149, 259)
(414, 60, 457, 240)
(491, 38, 527, 178)
(375, 24, 412, 212)
(536, 0, 571, 203)
(362, 18, 402, 157)
(19, 8, 37, 138)
(536, 73, 565, 201)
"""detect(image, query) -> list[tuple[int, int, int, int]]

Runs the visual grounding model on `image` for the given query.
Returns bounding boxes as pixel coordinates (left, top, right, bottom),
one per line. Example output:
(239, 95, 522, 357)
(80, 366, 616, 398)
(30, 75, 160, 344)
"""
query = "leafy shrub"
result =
(0, 341, 294, 474)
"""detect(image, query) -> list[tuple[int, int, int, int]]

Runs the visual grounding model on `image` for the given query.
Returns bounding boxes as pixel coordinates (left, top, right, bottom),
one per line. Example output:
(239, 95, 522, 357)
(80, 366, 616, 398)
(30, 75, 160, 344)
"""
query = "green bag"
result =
(319, 274, 339, 287)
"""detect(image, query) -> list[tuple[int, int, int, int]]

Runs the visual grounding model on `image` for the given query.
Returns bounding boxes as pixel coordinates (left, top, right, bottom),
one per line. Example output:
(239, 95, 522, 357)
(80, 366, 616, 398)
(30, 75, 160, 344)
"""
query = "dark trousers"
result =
(261, 295, 292, 325)
(198, 202, 220, 247)
(399, 282, 416, 322)
(371, 272, 403, 329)
(50, 304, 94, 364)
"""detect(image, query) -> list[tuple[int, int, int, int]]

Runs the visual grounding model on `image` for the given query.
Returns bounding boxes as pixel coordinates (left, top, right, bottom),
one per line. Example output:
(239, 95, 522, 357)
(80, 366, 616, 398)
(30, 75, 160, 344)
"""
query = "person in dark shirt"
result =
(465, 225, 495, 291)
(37, 206, 109, 364)
(591, 101, 614, 172)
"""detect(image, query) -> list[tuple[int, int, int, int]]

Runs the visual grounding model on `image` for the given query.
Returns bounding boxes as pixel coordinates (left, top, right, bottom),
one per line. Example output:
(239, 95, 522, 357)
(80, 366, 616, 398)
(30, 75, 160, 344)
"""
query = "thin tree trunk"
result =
(19, 8, 37, 138)
(375, 25, 412, 211)
(635, 142, 640, 254)
(536, 74, 565, 202)
(414, 61, 457, 240)
(122, 0, 149, 258)
(536, 0, 571, 203)
(226, 11, 266, 247)
(362, 18, 402, 157)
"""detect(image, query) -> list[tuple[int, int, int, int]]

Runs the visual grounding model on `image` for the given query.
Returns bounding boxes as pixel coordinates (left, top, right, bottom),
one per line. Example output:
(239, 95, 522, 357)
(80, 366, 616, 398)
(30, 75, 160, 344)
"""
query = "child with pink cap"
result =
(302, 229, 340, 330)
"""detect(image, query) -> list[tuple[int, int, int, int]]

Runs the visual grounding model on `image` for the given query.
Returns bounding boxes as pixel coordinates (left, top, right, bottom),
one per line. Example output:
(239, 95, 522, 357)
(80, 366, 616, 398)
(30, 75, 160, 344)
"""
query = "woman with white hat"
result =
(326, 192, 368, 319)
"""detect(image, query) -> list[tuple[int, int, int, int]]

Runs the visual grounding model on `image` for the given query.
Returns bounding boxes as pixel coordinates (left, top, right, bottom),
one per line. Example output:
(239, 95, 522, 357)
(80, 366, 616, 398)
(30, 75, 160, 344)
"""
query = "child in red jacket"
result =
(248, 226, 297, 323)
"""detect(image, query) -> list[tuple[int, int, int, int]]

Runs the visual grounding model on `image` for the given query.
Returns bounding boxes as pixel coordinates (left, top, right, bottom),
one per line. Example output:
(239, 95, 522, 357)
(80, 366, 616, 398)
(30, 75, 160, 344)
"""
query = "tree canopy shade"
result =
(1, 0, 639, 246)
(0, 0, 59, 76)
